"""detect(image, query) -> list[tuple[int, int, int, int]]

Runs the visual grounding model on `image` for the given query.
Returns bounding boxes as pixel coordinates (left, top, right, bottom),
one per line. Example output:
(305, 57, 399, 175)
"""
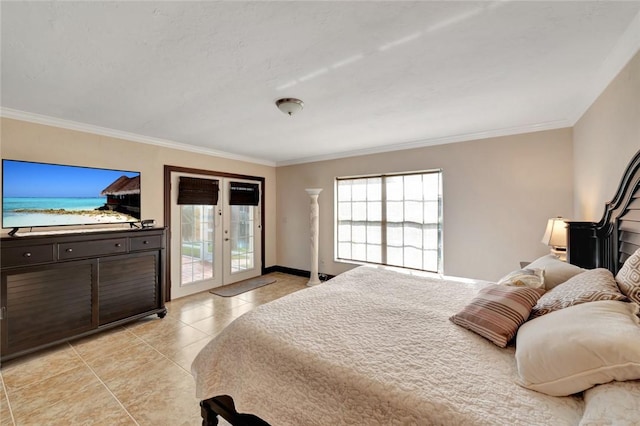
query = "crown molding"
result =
(2, 107, 570, 169)
(276, 119, 572, 166)
(0, 108, 276, 167)
(569, 10, 640, 124)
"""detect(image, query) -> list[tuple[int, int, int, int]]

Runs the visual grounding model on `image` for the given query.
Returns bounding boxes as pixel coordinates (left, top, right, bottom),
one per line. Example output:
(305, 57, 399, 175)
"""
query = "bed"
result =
(192, 149, 640, 426)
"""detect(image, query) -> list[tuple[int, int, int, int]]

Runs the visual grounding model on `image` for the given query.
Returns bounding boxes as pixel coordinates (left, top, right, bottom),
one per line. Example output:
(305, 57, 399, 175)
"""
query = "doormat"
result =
(210, 276, 277, 297)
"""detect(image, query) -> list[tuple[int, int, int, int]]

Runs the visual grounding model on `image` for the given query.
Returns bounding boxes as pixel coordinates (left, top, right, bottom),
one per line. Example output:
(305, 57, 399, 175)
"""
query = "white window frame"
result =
(334, 170, 443, 273)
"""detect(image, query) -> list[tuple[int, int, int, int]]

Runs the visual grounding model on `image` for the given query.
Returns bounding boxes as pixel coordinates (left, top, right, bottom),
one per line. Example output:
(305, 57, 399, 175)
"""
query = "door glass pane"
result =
(181, 205, 214, 285)
(230, 205, 254, 274)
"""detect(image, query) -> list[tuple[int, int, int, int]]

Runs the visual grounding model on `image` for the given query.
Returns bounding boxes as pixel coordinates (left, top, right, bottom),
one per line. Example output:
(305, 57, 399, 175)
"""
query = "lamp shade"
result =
(541, 217, 567, 248)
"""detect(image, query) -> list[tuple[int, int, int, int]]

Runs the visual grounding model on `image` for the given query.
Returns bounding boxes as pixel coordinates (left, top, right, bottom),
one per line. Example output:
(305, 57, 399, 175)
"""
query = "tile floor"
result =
(0, 272, 308, 426)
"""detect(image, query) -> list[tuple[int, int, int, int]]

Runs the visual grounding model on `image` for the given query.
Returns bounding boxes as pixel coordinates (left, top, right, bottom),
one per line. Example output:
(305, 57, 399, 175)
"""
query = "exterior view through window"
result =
(230, 205, 255, 273)
(336, 170, 442, 272)
(181, 205, 215, 284)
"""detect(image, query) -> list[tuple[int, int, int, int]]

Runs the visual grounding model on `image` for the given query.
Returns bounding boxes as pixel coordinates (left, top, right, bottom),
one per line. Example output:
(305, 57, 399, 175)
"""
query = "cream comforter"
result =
(192, 266, 584, 425)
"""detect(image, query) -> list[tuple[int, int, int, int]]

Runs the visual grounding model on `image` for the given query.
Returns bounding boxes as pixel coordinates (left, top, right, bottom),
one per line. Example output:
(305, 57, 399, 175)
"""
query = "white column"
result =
(305, 188, 323, 286)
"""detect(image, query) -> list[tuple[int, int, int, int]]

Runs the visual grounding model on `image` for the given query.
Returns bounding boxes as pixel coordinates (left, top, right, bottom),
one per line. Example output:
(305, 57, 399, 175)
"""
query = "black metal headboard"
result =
(567, 149, 640, 274)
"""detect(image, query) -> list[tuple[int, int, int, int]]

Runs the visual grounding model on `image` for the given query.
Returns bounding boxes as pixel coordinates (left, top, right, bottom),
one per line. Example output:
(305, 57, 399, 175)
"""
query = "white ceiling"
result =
(2, 1, 640, 166)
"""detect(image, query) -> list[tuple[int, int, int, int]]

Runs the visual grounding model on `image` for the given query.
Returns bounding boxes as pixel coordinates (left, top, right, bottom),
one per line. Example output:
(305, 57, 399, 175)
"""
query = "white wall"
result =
(573, 50, 640, 220)
(0, 117, 278, 268)
(277, 129, 574, 282)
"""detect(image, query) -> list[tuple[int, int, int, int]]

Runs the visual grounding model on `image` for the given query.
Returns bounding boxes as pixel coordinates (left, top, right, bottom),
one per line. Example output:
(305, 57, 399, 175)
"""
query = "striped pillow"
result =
(450, 284, 545, 348)
(616, 248, 640, 304)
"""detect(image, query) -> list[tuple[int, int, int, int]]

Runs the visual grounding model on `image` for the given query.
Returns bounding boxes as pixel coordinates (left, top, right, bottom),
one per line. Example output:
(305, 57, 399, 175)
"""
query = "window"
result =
(336, 170, 442, 272)
(180, 205, 215, 284)
(177, 177, 218, 285)
(230, 205, 255, 273)
(228, 181, 259, 274)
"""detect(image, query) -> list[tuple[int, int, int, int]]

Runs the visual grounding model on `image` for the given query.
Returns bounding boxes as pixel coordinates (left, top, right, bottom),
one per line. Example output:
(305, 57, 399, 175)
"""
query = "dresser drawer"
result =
(58, 238, 127, 260)
(1, 244, 55, 267)
(129, 235, 163, 251)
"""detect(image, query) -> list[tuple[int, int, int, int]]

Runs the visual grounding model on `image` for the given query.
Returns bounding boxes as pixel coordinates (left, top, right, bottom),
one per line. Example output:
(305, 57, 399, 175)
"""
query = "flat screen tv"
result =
(2, 159, 141, 233)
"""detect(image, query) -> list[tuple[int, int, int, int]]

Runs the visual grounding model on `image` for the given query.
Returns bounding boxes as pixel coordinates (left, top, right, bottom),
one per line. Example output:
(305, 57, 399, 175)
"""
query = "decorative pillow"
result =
(526, 254, 585, 290)
(580, 381, 640, 426)
(449, 284, 545, 348)
(498, 268, 545, 289)
(616, 248, 640, 304)
(515, 300, 640, 397)
(530, 268, 627, 319)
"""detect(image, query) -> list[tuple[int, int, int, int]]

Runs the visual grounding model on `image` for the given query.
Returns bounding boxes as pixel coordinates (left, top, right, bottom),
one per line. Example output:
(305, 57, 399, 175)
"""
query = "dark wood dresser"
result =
(0, 227, 167, 361)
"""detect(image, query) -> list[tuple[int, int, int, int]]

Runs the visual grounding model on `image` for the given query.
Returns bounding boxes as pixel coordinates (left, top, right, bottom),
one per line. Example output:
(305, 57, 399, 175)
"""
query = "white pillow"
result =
(515, 300, 640, 396)
(497, 268, 545, 289)
(526, 254, 585, 290)
(580, 381, 640, 426)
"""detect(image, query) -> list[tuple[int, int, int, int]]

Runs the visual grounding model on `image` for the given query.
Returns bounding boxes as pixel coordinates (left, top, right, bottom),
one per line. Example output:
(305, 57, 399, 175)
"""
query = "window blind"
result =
(229, 182, 260, 206)
(177, 177, 219, 205)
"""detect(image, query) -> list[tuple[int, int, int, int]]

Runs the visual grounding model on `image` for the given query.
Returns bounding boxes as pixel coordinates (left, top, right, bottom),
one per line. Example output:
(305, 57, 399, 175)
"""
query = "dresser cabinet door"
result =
(98, 252, 160, 325)
(1, 261, 95, 356)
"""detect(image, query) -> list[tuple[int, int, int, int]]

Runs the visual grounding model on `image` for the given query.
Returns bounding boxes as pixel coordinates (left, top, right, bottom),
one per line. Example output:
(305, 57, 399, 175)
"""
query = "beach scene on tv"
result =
(2, 160, 141, 229)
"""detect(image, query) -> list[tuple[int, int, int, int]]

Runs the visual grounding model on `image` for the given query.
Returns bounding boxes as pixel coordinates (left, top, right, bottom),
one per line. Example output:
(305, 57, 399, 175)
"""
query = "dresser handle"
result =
(66, 248, 73, 253)
(23, 252, 32, 258)
(115, 243, 122, 248)
(143, 240, 149, 244)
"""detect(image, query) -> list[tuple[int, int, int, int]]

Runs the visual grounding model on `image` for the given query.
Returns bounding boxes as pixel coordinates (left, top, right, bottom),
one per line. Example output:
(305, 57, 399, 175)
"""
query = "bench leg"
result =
(200, 399, 219, 426)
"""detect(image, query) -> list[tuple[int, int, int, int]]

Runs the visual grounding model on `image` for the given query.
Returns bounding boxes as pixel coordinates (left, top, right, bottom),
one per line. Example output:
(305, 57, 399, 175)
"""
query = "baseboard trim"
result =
(264, 265, 335, 281)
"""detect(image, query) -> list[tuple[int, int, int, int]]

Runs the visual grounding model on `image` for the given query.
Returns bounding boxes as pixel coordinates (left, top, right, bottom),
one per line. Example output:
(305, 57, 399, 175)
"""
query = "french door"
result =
(170, 172, 262, 299)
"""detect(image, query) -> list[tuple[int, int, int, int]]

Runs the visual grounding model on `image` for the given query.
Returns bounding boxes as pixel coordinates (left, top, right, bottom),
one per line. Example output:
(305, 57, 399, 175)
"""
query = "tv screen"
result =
(2, 159, 141, 230)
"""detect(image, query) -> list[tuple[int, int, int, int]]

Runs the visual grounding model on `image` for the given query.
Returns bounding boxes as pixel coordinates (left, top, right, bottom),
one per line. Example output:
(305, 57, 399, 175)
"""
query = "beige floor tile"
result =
(125, 315, 186, 340)
(87, 341, 165, 383)
(0, 408, 13, 426)
(8, 365, 101, 420)
(0, 379, 13, 426)
(167, 304, 215, 324)
(192, 294, 251, 312)
(162, 336, 212, 373)
(142, 325, 210, 354)
(189, 314, 235, 336)
(110, 358, 201, 426)
(185, 290, 232, 303)
(70, 326, 142, 363)
(164, 294, 207, 312)
(237, 290, 287, 306)
(104, 357, 194, 408)
(195, 303, 255, 334)
(0, 344, 83, 392)
(120, 381, 201, 426)
(214, 302, 257, 323)
(18, 382, 135, 426)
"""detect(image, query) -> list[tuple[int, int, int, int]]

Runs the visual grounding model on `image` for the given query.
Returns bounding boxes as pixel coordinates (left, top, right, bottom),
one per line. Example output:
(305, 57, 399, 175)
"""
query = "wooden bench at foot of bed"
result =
(201, 395, 270, 426)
